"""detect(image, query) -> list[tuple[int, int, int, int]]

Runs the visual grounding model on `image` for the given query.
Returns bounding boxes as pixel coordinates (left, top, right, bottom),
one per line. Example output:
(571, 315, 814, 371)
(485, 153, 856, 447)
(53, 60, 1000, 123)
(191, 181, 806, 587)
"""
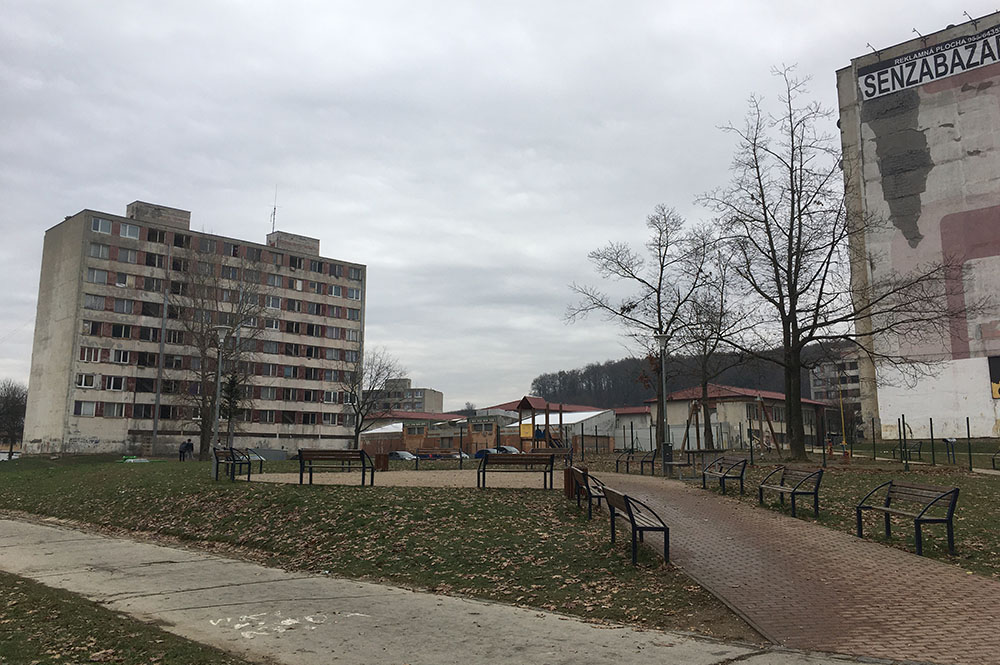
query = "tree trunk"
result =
(700, 380, 714, 449)
(785, 350, 808, 460)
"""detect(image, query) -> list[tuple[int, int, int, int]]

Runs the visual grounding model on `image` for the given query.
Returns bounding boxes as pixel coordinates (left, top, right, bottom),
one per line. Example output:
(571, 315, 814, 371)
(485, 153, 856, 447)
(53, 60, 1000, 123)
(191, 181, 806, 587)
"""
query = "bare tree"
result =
(0, 378, 27, 459)
(171, 258, 267, 460)
(344, 346, 405, 449)
(700, 67, 984, 460)
(568, 205, 709, 457)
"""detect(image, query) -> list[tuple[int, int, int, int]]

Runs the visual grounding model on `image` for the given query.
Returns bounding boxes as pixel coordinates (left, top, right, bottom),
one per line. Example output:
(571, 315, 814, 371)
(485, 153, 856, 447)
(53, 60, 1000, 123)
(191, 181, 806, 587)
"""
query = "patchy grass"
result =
(581, 451, 1000, 576)
(0, 455, 758, 643)
(0, 570, 266, 665)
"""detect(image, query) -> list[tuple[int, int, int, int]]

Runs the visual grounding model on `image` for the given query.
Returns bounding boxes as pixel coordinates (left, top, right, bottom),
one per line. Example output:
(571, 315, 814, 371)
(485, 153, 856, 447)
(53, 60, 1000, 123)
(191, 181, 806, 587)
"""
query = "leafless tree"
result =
(171, 258, 267, 460)
(567, 205, 709, 457)
(0, 378, 27, 459)
(700, 67, 985, 460)
(344, 346, 406, 448)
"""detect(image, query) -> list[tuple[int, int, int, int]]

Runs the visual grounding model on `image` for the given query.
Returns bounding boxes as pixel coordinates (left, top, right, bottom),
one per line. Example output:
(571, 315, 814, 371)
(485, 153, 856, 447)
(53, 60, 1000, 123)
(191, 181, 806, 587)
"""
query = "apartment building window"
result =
(266, 273, 281, 287)
(173, 233, 191, 248)
(169, 281, 188, 297)
(134, 404, 154, 419)
(265, 295, 281, 309)
(746, 404, 759, 420)
(246, 247, 262, 261)
(144, 252, 165, 268)
(142, 276, 162, 292)
(330, 264, 343, 278)
(223, 242, 240, 257)
(75, 373, 96, 388)
(406, 426, 425, 436)
(304, 367, 320, 380)
(329, 306, 343, 318)
(197, 261, 213, 276)
(265, 318, 279, 330)
(89, 243, 110, 259)
(243, 269, 260, 283)
(119, 248, 138, 264)
(111, 324, 131, 339)
(286, 321, 301, 334)
(286, 299, 301, 313)
(120, 223, 140, 239)
(323, 413, 336, 425)
(347, 308, 361, 321)
(135, 377, 156, 392)
(307, 302, 322, 315)
(772, 406, 786, 422)
(302, 413, 317, 425)
(262, 341, 278, 354)
(282, 387, 296, 401)
(104, 402, 126, 418)
(346, 329, 360, 342)
(326, 326, 342, 339)
(83, 294, 104, 310)
(290, 278, 303, 291)
(159, 405, 174, 420)
(260, 386, 277, 400)
(348, 267, 362, 281)
(164, 355, 182, 369)
(325, 285, 340, 299)
(259, 409, 275, 423)
(165, 329, 184, 344)
(198, 237, 216, 253)
(289, 256, 304, 270)
(136, 352, 157, 367)
(114, 298, 133, 314)
(87, 268, 108, 284)
(80, 347, 100, 362)
(92, 218, 112, 234)
(113, 350, 130, 364)
(104, 376, 125, 391)
(306, 323, 322, 337)
(141, 301, 161, 317)
(138, 326, 158, 342)
(171, 258, 189, 272)
(272, 252, 284, 266)
(162, 380, 179, 394)
(309, 281, 323, 294)
(284, 343, 300, 357)
(74, 401, 96, 416)
(115, 272, 129, 287)
(324, 348, 339, 361)
(344, 350, 359, 362)
(305, 346, 320, 359)
(302, 390, 315, 402)
(347, 288, 362, 300)
(261, 363, 278, 376)
(221, 265, 239, 280)
(147, 228, 165, 243)
(282, 365, 296, 379)
(473, 423, 494, 433)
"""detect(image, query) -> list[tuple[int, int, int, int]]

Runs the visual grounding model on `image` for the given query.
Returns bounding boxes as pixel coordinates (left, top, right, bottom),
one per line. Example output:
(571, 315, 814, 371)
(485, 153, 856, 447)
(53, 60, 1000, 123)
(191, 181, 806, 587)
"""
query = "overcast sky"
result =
(0, 2, 990, 410)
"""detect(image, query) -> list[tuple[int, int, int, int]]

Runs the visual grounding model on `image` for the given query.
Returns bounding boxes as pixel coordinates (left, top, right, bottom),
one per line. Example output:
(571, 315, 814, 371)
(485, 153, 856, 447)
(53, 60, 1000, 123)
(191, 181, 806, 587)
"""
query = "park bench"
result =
(758, 466, 824, 518)
(615, 450, 637, 473)
(414, 448, 461, 470)
(993, 447, 1000, 471)
(477, 452, 554, 489)
(529, 447, 573, 467)
(298, 449, 375, 486)
(604, 486, 669, 565)
(213, 447, 251, 482)
(856, 480, 959, 555)
(702, 455, 748, 495)
(570, 466, 606, 520)
(240, 448, 266, 474)
(639, 449, 692, 478)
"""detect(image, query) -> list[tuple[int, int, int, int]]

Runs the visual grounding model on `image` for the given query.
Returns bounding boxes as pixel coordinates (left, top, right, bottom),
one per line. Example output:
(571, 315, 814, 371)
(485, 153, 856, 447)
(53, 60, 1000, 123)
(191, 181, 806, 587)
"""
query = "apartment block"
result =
(370, 378, 443, 413)
(23, 201, 366, 454)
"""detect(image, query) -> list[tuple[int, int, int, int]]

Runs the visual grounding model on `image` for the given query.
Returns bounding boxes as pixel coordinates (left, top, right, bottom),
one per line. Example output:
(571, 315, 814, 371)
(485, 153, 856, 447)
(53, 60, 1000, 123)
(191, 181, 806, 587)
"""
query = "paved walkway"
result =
(0, 518, 856, 665)
(606, 473, 1000, 665)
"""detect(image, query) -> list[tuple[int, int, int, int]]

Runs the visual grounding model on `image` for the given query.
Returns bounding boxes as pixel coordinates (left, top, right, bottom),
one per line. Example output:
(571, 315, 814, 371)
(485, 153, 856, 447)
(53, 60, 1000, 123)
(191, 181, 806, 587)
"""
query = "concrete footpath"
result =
(0, 518, 862, 665)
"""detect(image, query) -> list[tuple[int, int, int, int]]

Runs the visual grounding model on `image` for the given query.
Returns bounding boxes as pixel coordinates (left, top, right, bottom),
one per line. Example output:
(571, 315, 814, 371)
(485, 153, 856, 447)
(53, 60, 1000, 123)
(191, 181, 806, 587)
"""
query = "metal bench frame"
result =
(758, 466, 823, 518)
(604, 487, 669, 565)
(298, 449, 375, 486)
(702, 455, 748, 495)
(570, 466, 606, 520)
(856, 480, 959, 555)
(213, 447, 251, 482)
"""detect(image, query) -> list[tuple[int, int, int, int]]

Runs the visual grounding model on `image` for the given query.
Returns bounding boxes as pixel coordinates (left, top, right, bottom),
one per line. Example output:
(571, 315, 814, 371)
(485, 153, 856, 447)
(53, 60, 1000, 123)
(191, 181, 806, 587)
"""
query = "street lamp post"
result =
(210, 325, 230, 453)
(654, 333, 672, 471)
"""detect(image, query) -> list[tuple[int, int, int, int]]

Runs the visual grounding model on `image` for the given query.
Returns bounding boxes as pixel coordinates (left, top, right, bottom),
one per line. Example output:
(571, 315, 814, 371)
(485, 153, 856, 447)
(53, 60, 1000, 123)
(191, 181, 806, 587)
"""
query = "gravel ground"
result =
(257, 468, 563, 489)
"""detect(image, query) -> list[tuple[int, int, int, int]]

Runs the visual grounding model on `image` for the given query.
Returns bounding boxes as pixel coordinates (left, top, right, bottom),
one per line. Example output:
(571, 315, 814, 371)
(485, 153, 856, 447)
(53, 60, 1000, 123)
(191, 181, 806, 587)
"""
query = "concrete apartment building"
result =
(369, 377, 443, 413)
(23, 201, 366, 454)
(837, 12, 1000, 439)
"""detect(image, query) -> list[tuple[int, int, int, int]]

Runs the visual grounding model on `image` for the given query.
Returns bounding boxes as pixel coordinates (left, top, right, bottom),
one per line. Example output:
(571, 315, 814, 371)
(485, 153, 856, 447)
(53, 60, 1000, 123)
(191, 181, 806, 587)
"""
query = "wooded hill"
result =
(528, 351, 818, 409)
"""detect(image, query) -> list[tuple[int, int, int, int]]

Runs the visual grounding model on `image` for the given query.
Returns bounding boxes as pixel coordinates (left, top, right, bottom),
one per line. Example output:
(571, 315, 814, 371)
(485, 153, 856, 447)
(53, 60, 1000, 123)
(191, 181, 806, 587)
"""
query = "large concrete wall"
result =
(838, 14, 1000, 438)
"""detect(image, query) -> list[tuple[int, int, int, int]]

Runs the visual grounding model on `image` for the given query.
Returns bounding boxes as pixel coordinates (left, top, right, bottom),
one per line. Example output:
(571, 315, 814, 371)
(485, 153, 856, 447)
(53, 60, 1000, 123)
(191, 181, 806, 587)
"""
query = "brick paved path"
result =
(606, 473, 1000, 665)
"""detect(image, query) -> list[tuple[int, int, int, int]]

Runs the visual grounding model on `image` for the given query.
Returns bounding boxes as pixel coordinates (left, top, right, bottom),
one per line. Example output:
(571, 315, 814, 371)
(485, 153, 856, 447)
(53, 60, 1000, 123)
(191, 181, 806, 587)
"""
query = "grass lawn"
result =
(581, 451, 1000, 576)
(0, 570, 266, 665)
(0, 455, 758, 644)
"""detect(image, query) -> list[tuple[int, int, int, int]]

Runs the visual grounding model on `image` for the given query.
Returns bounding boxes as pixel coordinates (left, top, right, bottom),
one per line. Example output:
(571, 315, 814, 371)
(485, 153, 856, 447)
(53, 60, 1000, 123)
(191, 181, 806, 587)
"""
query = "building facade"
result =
(837, 13, 1000, 439)
(369, 378, 444, 413)
(23, 201, 366, 454)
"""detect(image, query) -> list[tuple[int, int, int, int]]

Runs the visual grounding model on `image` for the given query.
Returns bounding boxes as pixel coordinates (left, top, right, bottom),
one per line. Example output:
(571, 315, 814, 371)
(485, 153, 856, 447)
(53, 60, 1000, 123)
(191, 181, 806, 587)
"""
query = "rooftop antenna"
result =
(963, 11, 979, 30)
(912, 28, 928, 47)
(866, 43, 882, 60)
(270, 185, 278, 233)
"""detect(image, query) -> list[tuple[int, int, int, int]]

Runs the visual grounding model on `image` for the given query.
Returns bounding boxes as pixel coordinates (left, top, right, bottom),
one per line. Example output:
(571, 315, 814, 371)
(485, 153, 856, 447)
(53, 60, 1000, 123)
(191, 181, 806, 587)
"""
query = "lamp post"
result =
(654, 333, 672, 470)
(210, 325, 230, 452)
